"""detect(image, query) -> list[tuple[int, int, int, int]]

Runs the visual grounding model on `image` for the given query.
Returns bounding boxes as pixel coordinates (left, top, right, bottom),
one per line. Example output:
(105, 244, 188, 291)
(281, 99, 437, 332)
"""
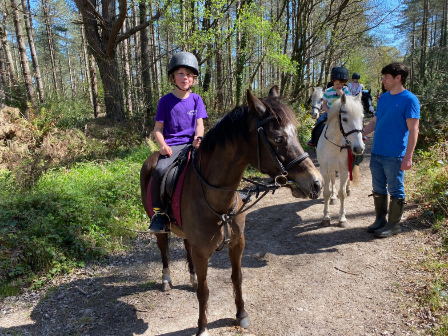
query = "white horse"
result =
(317, 93, 365, 227)
(310, 87, 324, 119)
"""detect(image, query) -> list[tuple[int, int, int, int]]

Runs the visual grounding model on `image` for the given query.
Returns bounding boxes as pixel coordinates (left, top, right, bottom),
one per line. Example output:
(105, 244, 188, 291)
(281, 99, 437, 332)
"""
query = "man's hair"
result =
(381, 63, 408, 85)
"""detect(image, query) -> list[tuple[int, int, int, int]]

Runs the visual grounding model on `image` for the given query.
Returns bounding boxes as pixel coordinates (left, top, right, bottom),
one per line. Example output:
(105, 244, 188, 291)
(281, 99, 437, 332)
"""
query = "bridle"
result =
(324, 105, 363, 151)
(192, 112, 309, 250)
(311, 98, 323, 117)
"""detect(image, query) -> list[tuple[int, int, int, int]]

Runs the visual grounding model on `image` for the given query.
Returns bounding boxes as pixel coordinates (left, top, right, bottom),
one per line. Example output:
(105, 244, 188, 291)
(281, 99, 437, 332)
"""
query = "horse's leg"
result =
(322, 173, 332, 226)
(191, 248, 211, 336)
(184, 239, 197, 291)
(155, 232, 172, 291)
(346, 179, 351, 197)
(229, 232, 250, 328)
(338, 171, 350, 228)
(330, 173, 337, 205)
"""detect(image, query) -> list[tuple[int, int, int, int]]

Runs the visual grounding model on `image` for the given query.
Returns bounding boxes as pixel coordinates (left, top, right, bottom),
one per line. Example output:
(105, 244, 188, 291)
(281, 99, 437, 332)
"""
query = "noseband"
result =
(325, 106, 363, 151)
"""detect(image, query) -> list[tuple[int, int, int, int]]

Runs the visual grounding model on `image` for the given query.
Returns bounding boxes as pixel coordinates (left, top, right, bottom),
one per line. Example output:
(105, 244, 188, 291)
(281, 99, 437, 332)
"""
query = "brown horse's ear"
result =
(341, 93, 346, 105)
(247, 89, 266, 117)
(268, 85, 280, 98)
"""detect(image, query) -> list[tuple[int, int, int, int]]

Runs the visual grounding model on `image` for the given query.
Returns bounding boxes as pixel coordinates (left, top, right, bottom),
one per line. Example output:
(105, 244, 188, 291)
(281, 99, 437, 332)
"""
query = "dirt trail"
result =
(0, 138, 423, 336)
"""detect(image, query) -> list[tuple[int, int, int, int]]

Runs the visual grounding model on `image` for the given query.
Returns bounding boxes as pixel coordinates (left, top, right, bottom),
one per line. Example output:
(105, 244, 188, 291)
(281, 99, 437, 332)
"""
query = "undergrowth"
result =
(406, 140, 448, 334)
(0, 145, 152, 296)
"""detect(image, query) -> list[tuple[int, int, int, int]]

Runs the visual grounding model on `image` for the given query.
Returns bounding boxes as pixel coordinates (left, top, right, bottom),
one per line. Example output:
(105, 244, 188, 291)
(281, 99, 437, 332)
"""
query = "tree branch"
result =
(106, 0, 127, 57)
(116, 3, 168, 44)
(83, 0, 107, 29)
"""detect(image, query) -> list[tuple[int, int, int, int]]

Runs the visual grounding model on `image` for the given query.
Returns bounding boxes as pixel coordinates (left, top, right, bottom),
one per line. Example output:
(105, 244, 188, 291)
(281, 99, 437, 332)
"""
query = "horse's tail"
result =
(352, 165, 360, 187)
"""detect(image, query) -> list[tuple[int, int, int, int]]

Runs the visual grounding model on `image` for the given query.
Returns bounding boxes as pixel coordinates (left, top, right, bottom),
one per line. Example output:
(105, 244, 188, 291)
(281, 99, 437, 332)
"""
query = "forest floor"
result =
(0, 136, 434, 336)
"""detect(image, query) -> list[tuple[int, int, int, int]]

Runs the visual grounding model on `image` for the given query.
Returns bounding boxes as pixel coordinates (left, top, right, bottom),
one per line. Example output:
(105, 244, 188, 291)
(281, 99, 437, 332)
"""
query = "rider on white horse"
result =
(348, 73, 364, 96)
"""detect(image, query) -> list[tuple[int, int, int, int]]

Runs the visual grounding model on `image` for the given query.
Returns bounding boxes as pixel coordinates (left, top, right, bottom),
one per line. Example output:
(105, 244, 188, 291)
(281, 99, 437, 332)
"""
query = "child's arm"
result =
(154, 121, 172, 156)
(322, 99, 329, 113)
(193, 118, 204, 148)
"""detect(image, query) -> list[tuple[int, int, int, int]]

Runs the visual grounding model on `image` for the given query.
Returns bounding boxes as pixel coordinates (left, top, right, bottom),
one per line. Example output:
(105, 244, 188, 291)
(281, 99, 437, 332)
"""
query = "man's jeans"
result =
(370, 153, 405, 199)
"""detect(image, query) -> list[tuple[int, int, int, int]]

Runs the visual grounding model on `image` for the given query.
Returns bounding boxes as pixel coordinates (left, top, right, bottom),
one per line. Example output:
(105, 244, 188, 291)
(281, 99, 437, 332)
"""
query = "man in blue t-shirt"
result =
(362, 63, 420, 238)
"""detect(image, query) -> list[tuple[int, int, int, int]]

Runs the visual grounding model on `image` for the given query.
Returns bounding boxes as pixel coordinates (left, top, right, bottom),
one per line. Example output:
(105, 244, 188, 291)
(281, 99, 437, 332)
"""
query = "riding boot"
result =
(374, 197, 406, 238)
(367, 192, 388, 233)
(149, 212, 168, 233)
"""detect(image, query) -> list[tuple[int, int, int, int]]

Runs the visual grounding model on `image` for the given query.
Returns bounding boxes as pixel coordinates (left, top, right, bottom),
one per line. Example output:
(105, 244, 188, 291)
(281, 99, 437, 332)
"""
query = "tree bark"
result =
(42, 0, 59, 92)
(140, 0, 152, 120)
(89, 54, 100, 118)
(65, 32, 76, 97)
(0, 26, 18, 87)
(122, 19, 133, 115)
(22, 0, 44, 101)
(11, 0, 36, 114)
(80, 22, 94, 109)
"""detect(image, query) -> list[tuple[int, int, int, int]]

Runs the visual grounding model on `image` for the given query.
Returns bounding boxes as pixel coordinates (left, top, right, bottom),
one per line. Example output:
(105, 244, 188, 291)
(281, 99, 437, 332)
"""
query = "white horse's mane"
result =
(327, 94, 364, 122)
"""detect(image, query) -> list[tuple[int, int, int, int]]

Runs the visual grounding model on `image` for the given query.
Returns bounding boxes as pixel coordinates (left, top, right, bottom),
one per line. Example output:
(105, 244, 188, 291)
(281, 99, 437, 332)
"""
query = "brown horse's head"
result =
(245, 86, 323, 199)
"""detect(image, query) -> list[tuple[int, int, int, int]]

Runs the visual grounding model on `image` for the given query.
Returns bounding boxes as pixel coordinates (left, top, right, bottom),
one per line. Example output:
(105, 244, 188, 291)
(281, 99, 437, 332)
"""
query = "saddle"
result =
(311, 118, 327, 147)
(160, 145, 193, 212)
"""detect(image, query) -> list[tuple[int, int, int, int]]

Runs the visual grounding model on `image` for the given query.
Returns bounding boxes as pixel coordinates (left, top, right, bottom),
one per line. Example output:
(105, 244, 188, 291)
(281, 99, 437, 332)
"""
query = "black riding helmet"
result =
(330, 67, 349, 81)
(168, 51, 199, 76)
(352, 72, 361, 79)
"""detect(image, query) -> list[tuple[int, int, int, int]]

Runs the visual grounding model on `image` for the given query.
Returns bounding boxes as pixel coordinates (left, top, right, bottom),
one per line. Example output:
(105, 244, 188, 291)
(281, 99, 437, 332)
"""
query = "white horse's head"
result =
(310, 87, 324, 119)
(328, 93, 365, 155)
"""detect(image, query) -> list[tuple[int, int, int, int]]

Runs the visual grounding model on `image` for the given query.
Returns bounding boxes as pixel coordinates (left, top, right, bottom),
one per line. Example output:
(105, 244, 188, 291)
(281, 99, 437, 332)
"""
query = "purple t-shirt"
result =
(155, 93, 208, 146)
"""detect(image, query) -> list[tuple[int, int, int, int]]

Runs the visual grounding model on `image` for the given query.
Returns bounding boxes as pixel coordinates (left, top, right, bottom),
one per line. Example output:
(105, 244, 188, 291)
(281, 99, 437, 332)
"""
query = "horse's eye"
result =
(342, 118, 348, 122)
(274, 136, 283, 144)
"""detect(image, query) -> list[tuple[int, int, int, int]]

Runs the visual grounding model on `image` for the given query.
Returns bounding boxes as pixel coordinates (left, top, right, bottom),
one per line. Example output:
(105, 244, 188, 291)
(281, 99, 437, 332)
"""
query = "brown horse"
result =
(140, 86, 323, 336)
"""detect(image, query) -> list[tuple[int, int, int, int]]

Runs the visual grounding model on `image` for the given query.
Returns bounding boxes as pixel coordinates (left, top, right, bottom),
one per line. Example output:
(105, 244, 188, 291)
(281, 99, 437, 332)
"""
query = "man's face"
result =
(333, 80, 347, 90)
(381, 73, 401, 91)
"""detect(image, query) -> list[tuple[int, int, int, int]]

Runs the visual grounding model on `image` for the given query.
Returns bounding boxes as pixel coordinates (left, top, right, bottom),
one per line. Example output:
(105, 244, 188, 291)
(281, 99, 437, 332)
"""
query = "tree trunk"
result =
(140, 0, 152, 120)
(11, 0, 36, 114)
(65, 33, 76, 97)
(421, 0, 429, 80)
(42, 0, 59, 92)
(22, 0, 44, 101)
(80, 22, 94, 109)
(0, 26, 18, 87)
(0, 46, 5, 108)
(89, 54, 100, 118)
(149, 0, 159, 97)
(122, 19, 133, 115)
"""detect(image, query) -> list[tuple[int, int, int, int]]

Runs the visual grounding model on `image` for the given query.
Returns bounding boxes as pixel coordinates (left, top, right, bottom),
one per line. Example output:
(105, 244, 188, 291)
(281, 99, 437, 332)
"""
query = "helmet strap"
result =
(175, 84, 191, 92)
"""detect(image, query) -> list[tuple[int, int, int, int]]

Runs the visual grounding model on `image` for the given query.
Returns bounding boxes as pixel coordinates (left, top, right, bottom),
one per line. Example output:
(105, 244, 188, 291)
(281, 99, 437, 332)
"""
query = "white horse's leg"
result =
(346, 179, 351, 197)
(338, 170, 350, 228)
(162, 268, 172, 291)
(322, 173, 332, 226)
(330, 173, 337, 205)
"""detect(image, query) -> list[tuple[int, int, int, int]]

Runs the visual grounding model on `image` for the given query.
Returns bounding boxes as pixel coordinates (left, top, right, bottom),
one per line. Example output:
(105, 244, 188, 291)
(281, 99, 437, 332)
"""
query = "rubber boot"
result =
(149, 213, 168, 233)
(374, 197, 405, 238)
(367, 192, 388, 233)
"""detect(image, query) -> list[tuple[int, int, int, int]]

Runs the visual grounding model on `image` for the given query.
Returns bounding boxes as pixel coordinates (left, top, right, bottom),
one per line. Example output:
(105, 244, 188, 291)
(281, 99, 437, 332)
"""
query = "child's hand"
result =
(335, 88, 344, 96)
(193, 136, 203, 148)
(160, 145, 172, 156)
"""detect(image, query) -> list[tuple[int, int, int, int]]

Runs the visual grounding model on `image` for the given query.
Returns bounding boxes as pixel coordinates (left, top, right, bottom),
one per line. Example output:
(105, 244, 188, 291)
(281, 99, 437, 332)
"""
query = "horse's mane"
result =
(328, 95, 364, 121)
(201, 96, 296, 154)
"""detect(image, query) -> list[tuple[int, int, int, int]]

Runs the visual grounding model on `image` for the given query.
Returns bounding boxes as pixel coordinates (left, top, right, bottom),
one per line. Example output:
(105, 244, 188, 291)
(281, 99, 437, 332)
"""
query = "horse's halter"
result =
(254, 114, 309, 184)
(324, 105, 363, 151)
(312, 98, 323, 112)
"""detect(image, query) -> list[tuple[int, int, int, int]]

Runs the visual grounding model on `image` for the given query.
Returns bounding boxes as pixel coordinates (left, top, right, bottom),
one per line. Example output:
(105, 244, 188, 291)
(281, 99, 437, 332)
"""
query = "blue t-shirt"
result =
(155, 92, 208, 146)
(372, 90, 420, 157)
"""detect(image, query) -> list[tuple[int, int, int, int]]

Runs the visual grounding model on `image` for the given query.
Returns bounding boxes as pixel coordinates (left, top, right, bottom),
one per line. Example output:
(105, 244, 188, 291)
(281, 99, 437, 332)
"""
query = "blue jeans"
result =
(370, 153, 405, 199)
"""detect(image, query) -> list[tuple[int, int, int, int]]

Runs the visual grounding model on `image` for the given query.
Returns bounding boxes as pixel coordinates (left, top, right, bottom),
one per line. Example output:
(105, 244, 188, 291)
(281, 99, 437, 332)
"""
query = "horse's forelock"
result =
(261, 96, 297, 128)
(328, 95, 363, 121)
(311, 87, 323, 101)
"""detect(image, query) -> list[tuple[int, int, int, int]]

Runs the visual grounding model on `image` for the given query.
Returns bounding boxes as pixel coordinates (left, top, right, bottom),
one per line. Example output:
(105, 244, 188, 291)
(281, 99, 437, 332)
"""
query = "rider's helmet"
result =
(168, 52, 199, 77)
(330, 67, 349, 81)
(352, 72, 361, 79)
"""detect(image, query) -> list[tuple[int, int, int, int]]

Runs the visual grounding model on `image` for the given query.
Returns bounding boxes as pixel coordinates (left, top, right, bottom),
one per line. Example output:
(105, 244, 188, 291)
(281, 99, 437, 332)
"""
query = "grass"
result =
(0, 144, 153, 292)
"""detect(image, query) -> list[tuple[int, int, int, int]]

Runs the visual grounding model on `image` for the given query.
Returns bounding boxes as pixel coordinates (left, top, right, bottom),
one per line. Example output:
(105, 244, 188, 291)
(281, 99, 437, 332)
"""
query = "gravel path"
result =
(0, 137, 423, 336)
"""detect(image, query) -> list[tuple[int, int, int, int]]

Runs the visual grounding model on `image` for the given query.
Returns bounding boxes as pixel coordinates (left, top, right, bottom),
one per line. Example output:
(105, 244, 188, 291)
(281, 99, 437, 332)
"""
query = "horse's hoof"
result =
(322, 219, 331, 227)
(329, 198, 336, 205)
(197, 329, 209, 336)
(237, 316, 250, 328)
(162, 281, 171, 291)
(338, 221, 347, 228)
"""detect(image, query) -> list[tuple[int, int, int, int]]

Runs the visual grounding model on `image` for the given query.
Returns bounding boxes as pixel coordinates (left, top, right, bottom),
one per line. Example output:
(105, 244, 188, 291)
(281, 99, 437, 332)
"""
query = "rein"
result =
(192, 114, 310, 251)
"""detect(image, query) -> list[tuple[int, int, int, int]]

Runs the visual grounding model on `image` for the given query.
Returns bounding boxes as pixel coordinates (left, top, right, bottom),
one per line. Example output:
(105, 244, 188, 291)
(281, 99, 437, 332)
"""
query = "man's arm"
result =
(362, 116, 376, 137)
(401, 118, 419, 171)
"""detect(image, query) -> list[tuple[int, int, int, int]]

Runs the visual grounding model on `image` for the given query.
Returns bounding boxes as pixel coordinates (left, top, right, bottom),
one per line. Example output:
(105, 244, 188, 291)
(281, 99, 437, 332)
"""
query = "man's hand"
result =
(160, 144, 172, 156)
(401, 154, 413, 171)
(193, 136, 202, 149)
